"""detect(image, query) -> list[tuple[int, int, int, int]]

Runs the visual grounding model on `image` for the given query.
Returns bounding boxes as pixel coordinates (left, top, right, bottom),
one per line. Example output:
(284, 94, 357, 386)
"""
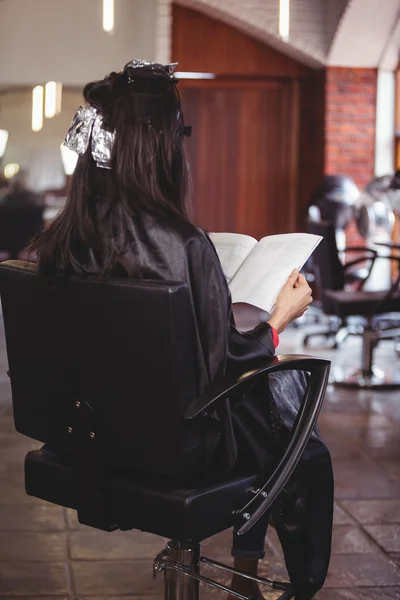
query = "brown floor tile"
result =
(378, 461, 400, 482)
(392, 555, 400, 569)
(317, 428, 362, 461)
(331, 526, 378, 554)
(65, 508, 81, 530)
(341, 499, 400, 525)
(0, 431, 41, 464)
(201, 588, 287, 600)
(319, 413, 392, 430)
(252, 557, 289, 583)
(324, 554, 400, 587)
(0, 463, 38, 505)
(0, 532, 67, 562)
(0, 562, 69, 595)
(69, 529, 165, 560)
(71, 559, 163, 595)
(199, 556, 289, 599)
(333, 459, 398, 499)
(0, 405, 13, 422)
(373, 395, 400, 426)
(333, 503, 355, 526)
(365, 525, 400, 553)
(0, 503, 65, 531)
(263, 528, 285, 557)
(347, 426, 400, 461)
(74, 593, 281, 600)
(316, 588, 400, 599)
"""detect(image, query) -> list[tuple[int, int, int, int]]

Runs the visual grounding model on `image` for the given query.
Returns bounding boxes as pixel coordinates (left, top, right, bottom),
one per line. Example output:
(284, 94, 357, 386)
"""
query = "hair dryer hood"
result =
(310, 175, 360, 230)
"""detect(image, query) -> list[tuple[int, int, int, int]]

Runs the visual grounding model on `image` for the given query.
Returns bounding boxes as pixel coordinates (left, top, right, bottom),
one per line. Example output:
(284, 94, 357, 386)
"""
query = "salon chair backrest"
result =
(307, 220, 345, 292)
(0, 262, 200, 479)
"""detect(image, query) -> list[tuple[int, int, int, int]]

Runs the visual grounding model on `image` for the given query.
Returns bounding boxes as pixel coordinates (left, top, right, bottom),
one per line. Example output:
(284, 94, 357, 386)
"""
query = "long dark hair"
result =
(29, 63, 191, 276)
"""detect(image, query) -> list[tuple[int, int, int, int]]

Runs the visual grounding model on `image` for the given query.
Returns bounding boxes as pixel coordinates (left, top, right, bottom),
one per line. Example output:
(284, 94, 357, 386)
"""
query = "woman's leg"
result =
(228, 509, 270, 599)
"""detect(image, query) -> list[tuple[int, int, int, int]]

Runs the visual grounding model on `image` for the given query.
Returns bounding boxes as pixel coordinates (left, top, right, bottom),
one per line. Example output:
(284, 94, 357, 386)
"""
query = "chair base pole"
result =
(154, 541, 201, 600)
(161, 541, 200, 600)
(153, 541, 294, 599)
(333, 321, 400, 389)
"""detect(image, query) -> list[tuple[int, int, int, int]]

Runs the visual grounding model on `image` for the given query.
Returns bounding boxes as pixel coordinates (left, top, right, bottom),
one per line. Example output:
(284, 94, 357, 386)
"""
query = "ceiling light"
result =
(0, 130, 8, 158)
(279, 0, 290, 42)
(4, 163, 20, 179)
(103, 0, 114, 32)
(45, 82, 63, 119)
(32, 85, 44, 132)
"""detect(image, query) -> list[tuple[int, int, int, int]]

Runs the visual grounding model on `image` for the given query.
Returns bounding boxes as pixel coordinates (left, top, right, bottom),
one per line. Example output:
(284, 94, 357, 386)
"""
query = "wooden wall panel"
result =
(182, 80, 299, 237)
(173, 4, 311, 78)
(173, 4, 325, 237)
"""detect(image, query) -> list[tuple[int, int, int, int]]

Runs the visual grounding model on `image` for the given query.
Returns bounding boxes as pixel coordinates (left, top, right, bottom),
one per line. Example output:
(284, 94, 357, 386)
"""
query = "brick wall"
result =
(325, 67, 377, 189)
(325, 68, 378, 246)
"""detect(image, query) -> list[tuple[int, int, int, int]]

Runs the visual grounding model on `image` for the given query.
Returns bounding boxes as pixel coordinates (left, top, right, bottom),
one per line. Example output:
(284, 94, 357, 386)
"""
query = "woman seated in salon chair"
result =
(27, 60, 334, 600)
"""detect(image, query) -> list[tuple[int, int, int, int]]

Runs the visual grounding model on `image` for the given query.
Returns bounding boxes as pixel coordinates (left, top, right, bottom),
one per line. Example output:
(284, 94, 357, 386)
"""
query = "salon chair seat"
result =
(26, 446, 259, 542)
(0, 261, 330, 600)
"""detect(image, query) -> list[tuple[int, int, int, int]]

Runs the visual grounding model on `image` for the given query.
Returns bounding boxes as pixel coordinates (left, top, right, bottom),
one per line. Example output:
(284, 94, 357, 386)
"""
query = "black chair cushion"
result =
(324, 289, 400, 318)
(25, 448, 257, 543)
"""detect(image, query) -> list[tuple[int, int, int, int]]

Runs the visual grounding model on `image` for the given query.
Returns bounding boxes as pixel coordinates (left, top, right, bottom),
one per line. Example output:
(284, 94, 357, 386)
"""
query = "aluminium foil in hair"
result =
(63, 105, 115, 170)
(63, 106, 96, 156)
(91, 112, 115, 170)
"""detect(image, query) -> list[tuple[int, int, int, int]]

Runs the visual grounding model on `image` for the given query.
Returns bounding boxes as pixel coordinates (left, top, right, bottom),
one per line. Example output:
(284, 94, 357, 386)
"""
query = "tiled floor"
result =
(0, 317, 400, 599)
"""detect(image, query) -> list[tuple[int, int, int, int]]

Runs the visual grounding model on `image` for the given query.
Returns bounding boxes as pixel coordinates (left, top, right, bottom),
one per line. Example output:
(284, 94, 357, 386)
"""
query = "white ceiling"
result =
(328, 0, 400, 68)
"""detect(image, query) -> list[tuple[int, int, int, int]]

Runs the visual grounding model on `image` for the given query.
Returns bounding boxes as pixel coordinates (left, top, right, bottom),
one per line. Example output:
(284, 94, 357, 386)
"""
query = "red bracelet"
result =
(271, 326, 279, 349)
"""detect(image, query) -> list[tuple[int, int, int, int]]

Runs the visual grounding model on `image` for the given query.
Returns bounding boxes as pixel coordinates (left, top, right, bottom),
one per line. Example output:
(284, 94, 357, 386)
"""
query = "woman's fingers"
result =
(286, 269, 299, 287)
(297, 273, 308, 286)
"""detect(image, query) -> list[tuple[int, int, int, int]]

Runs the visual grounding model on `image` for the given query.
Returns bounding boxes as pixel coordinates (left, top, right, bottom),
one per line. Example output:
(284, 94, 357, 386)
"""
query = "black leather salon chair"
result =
(0, 261, 330, 600)
(304, 219, 377, 349)
(305, 222, 400, 389)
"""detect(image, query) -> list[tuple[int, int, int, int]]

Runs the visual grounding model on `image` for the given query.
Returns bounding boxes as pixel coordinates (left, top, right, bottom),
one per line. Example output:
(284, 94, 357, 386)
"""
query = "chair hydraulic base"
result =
(154, 541, 294, 600)
(333, 321, 400, 389)
(333, 365, 400, 389)
(303, 318, 363, 350)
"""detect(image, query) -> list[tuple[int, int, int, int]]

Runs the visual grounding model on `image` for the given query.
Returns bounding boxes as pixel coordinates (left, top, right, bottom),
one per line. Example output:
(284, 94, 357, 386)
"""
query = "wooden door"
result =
(181, 78, 299, 239)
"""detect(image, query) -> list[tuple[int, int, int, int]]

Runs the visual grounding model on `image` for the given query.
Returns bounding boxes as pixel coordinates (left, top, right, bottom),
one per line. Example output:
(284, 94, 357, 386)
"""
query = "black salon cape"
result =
(74, 212, 334, 599)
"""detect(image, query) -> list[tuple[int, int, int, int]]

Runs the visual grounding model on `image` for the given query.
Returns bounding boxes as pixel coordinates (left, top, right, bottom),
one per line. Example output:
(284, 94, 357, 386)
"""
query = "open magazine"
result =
(209, 232, 322, 315)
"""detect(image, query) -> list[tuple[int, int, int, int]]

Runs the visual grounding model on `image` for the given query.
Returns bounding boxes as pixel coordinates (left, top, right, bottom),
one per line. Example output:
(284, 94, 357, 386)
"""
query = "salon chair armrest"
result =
(185, 355, 330, 536)
(342, 248, 377, 289)
(344, 246, 377, 256)
(184, 355, 328, 419)
(374, 241, 400, 251)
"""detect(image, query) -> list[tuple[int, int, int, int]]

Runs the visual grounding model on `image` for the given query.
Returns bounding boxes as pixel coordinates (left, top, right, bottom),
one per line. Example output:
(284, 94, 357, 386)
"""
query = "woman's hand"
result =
(268, 270, 313, 334)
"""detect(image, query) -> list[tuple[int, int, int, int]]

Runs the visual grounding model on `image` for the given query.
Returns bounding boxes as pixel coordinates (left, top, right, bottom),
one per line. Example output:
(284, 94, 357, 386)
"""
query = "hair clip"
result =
(124, 59, 179, 82)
